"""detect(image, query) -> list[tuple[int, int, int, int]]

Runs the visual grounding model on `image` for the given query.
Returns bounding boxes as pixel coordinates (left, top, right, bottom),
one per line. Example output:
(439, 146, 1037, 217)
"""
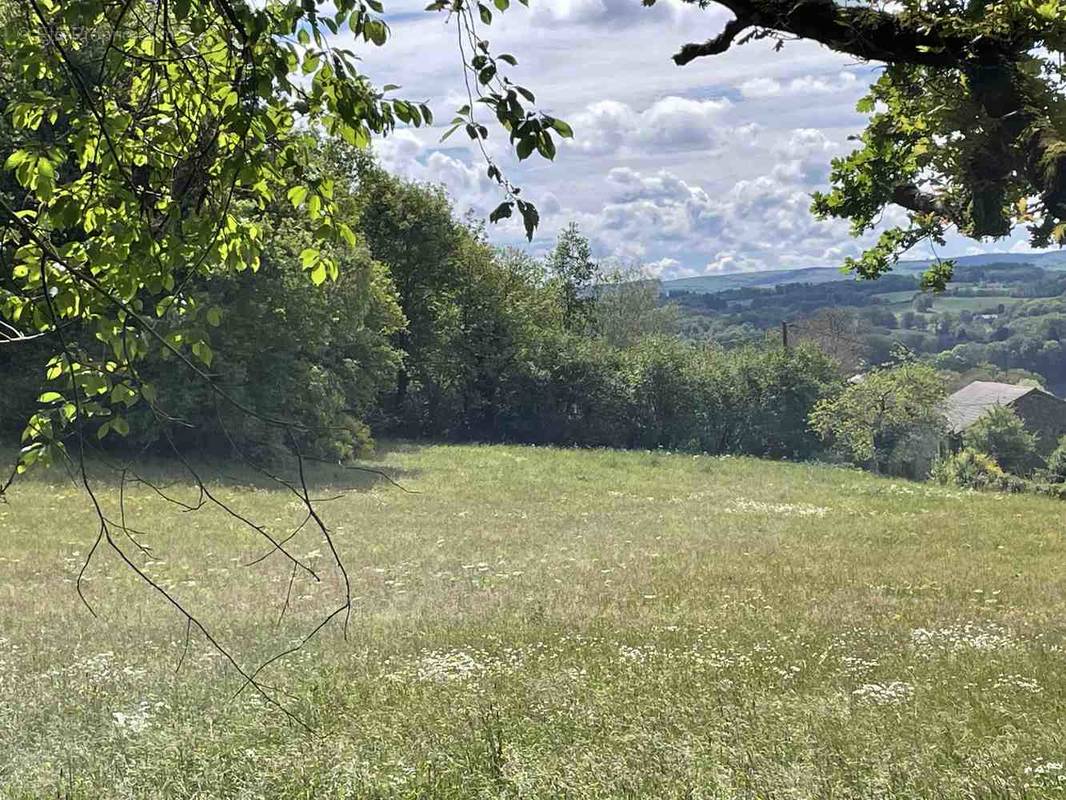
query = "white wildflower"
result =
(415, 649, 483, 682)
(852, 681, 913, 705)
(724, 498, 829, 517)
(992, 674, 1042, 694)
(911, 623, 1014, 654)
(111, 700, 164, 734)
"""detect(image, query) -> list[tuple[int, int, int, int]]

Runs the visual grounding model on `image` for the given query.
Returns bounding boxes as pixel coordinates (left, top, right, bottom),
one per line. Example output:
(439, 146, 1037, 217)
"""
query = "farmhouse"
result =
(945, 381, 1066, 455)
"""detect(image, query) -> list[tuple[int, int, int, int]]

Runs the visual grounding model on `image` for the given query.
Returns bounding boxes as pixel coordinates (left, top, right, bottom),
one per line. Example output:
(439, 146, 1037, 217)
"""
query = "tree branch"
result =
(890, 184, 954, 220)
(676, 0, 1008, 68)
(673, 14, 752, 66)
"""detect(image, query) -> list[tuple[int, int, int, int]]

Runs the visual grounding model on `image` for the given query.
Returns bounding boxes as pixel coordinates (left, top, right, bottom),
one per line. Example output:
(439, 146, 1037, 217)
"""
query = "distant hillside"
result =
(662, 251, 1066, 296)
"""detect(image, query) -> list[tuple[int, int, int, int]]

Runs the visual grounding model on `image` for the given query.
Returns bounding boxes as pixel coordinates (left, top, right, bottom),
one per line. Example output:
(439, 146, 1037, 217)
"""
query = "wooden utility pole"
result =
(781, 320, 789, 350)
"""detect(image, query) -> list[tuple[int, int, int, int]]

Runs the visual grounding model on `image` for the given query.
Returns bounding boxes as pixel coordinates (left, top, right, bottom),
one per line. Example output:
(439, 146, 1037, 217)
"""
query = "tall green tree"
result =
(809, 360, 947, 474)
(593, 271, 679, 349)
(546, 222, 597, 332)
(351, 158, 465, 413)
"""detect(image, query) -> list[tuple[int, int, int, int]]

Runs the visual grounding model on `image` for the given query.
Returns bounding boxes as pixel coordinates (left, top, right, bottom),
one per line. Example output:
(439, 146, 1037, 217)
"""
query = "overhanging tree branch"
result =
(673, 0, 995, 68)
(673, 14, 753, 66)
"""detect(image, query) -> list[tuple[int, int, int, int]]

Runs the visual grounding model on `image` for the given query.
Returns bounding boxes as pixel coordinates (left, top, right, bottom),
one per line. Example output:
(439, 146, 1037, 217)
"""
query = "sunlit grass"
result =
(2, 443, 1065, 797)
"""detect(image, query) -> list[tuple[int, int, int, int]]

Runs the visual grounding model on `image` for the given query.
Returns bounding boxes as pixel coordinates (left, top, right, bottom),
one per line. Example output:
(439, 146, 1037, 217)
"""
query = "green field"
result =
(871, 290, 1023, 315)
(931, 295, 1023, 313)
(871, 289, 920, 306)
(3, 444, 1066, 797)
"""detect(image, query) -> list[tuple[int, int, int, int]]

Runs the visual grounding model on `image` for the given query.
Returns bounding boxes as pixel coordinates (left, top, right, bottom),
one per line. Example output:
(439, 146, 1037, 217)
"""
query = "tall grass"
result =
(1, 443, 1065, 797)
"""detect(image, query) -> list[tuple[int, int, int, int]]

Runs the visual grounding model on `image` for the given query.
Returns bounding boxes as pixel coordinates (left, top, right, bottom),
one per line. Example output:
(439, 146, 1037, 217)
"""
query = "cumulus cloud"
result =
(574, 149, 872, 274)
(527, 0, 649, 28)
(569, 96, 734, 155)
(351, 5, 1004, 275)
(767, 128, 841, 185)
(522, 0, 709, 32)
(739, 71, 860, 99)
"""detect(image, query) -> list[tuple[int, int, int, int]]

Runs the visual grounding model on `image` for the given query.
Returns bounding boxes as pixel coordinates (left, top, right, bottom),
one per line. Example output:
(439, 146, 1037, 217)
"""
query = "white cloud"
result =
(739, 71, 860, 99)
(569, 95, 733, 155)
(351, 5, 1027, 275)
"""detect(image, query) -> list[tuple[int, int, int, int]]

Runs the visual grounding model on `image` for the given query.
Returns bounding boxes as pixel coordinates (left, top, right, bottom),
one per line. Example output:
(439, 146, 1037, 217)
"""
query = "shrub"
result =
(962, 405, 1039, 475)
(931, 448, 1005, 489)
(1029, 481, 1066, 500)
(1045, 435, 1066, 483)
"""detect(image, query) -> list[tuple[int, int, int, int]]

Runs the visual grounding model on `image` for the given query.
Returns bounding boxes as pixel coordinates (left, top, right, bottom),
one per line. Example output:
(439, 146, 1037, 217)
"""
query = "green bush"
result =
(1029, 481, 1066, 500)
(1045, 435, 1066, 483)
(933, 447, 1066, 498)
(931, 448, 1005, 489)
(962, 405, 1039, 475)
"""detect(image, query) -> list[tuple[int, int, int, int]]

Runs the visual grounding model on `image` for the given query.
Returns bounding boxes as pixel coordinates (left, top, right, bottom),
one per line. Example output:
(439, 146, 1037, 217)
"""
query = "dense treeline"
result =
(0, 147, 844, 463)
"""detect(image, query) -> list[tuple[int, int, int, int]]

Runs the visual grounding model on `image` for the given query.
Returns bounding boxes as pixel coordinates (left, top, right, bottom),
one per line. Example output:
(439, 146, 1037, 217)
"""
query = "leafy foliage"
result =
(931, 447, 1007, 490)
(546, 222, 597, 332)
(804, 3, 1066, 284)
(592, 272, 677, 349)
(339, 166, 843, 456)
(963, 405, 1039, 475)
(132, 213, 404, 462)
(0, 0, 566, 476)
(809, 360, 947, 473)
(1045, 434, 1066, 483)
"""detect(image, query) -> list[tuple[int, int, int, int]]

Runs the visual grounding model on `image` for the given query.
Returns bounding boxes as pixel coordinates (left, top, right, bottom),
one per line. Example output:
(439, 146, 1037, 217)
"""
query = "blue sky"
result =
(353, 0, 1041, 278)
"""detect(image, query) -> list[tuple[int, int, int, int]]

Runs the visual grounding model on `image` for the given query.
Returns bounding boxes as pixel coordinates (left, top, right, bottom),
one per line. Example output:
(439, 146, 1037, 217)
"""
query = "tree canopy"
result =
(0, 0, 570, 476)
(809, 358, 947, 471)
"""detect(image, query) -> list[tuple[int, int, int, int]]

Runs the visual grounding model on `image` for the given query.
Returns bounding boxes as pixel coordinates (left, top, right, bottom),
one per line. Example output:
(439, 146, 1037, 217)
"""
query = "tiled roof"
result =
(944, 381, 1041, 433)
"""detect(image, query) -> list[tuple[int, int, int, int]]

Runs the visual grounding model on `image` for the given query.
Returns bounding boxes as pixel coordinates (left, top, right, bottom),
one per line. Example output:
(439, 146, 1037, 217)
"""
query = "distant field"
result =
(932, 295, 1022, 313)
(3, 444, 1066, 797)
(872, 289, 920, 307)
(872, 292, 1024, 316)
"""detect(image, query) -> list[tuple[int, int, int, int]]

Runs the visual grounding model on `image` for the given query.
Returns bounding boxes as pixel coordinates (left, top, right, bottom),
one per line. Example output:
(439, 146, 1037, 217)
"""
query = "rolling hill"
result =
(661, 251, 1066, 295)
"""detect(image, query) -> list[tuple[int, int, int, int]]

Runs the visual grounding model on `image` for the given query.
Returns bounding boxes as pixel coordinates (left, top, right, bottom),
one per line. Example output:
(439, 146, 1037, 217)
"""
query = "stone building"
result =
(944, 381, 1066, 456)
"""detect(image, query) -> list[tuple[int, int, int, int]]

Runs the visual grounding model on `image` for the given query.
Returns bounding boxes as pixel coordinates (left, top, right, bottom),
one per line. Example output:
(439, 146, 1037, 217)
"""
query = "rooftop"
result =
(945, 381, 1043, 433)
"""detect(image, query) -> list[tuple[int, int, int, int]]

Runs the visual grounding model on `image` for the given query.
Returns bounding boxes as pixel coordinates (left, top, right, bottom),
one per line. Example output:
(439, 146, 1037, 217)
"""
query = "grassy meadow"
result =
(2, 443, 1066, 797)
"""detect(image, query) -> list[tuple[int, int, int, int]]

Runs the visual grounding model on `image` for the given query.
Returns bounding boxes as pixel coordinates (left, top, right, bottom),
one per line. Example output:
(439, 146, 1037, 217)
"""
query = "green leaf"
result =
(37, 391, 63, 404)
(537, 133, 556, 160)
(365, 19, 388, 45)
(191, 340, 214, 367)
(516, 137, 535, 160)
(3, 150, 30, 170)
(300, 247, 319, 268)
(287, 185, 309, 207)
(489, 201, 513, 222)
(549, 118, 574, 138)
(518, 200, 539, 240)
(301, 52, 321, 74)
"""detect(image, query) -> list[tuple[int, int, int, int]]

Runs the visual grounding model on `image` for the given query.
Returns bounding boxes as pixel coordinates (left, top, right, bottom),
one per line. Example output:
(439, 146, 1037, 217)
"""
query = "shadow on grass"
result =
(0, 440, 426, 495)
